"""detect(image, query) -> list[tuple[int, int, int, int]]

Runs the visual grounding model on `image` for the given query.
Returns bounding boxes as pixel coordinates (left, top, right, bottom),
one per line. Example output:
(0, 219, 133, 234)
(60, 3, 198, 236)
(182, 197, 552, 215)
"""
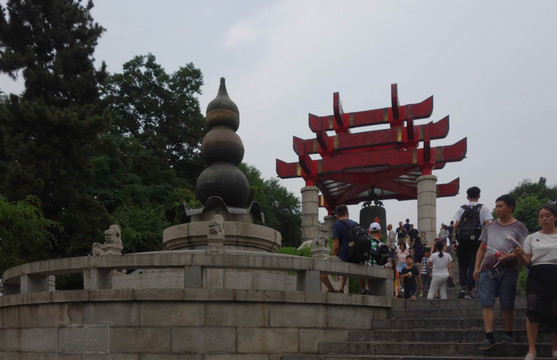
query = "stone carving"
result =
(207, 214, 225, 253)
(311, 225, 331, 258)
(208, 215, 225, 236)
(92, 224, 124, 256)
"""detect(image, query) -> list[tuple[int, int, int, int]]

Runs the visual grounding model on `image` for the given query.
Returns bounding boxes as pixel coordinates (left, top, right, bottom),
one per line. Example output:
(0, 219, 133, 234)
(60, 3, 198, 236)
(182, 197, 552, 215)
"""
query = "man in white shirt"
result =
(451, 186, 493, 299)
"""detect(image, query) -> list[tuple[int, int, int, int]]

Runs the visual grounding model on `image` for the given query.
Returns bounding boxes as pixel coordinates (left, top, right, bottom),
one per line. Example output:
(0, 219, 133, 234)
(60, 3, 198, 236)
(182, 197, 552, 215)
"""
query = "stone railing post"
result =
(296, 270, 320, 292)
(83, 268, 112, 290)
(20, 274, 54, 294)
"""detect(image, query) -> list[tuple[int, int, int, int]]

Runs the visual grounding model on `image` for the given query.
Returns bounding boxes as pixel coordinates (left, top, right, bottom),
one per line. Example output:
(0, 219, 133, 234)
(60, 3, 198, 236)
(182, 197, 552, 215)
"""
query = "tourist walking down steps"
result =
(514, 204, 557, 360)
(473, 194, 528, 350)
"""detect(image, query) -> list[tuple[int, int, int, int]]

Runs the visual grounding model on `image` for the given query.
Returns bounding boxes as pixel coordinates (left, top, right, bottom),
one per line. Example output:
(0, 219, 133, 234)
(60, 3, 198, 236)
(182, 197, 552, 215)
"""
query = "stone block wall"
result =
(0, 288, 388, 359)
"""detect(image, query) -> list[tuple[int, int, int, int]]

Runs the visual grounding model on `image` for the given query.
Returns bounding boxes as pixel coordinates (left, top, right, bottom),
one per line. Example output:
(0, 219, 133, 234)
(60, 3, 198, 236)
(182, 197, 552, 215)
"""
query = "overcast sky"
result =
(3, 0, 556, 233)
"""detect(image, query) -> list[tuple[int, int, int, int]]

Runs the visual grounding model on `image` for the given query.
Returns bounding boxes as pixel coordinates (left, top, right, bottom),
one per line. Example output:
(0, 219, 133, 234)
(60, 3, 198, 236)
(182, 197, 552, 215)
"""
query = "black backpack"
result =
(372, 243, 391, 266)
(340, 220, 371, 263)
(457, 204, 483, 242)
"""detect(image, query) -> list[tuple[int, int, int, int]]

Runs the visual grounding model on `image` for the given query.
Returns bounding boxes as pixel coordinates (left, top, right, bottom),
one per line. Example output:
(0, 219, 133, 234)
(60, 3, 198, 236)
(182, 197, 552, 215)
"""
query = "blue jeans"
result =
(478, 269, 518, 310)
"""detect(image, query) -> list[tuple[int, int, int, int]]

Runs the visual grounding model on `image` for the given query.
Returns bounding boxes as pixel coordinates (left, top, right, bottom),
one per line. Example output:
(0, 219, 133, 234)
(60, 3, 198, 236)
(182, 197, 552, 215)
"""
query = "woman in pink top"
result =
(395, 242, 410, 274)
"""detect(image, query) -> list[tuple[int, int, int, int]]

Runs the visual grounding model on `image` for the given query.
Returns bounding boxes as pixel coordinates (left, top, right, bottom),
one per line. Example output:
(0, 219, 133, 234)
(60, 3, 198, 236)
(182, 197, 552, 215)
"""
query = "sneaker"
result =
(500, 335, 513, 344)
(464, 291, 476, 299)
(524, 353, 536, 360)
(458, 290, 466, 299)
(479, 338, 496, 350)
(360, 289, 368, 295)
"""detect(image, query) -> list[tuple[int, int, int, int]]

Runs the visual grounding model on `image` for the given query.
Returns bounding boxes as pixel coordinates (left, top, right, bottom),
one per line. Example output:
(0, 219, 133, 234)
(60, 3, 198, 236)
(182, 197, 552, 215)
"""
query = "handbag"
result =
(447, 275, 455, 288)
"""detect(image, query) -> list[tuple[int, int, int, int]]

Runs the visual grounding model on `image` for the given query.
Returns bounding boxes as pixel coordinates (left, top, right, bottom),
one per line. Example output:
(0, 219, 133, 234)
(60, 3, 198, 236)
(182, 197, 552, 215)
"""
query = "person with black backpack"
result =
(319, 204, 354, 293)
(451, 186, 493, 299)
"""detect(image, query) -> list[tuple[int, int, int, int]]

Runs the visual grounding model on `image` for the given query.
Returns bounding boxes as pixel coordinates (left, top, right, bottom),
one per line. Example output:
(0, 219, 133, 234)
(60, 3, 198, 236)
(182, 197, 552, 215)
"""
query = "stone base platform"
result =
(0, 288, 388, 359)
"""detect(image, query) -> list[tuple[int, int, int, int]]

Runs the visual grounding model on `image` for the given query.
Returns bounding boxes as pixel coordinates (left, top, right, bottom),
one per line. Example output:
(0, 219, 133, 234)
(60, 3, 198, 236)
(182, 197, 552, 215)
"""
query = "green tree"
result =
(0, 0, 110, 258)
(508, 179, 557, 232)
(88, 132, 202, 253)
(100, 53, 205, 187)
(0, 195, 62, 274)
(89, 54, 207, 251)
(0, 0, 106, 106)
(239, 164, 302, 247)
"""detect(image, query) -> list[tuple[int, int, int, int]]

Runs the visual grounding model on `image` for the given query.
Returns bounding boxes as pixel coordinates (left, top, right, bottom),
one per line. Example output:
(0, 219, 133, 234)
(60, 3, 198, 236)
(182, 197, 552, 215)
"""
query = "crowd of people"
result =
(319, 185, 557, 359)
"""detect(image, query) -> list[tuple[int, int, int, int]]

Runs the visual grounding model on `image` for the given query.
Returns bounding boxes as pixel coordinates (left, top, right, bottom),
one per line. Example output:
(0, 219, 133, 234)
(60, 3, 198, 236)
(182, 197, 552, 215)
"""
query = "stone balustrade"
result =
(0, 251, 394, 357)
(2, 250, 393, 300)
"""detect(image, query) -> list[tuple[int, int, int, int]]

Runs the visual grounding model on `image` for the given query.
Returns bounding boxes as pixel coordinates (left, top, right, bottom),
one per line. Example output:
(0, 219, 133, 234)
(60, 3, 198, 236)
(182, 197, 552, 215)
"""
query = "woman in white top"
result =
(427, 240, 453, 299)
(514, 204, 557, 360)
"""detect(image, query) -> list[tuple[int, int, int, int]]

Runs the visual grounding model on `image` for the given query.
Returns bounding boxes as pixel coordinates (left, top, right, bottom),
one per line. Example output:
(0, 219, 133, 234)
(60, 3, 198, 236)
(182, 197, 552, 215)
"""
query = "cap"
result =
(369, 222, 381, 232)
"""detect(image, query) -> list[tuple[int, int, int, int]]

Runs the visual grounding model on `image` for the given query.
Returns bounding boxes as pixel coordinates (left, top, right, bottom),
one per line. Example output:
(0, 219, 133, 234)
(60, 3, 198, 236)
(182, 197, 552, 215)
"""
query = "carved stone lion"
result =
(315, 226, 329, 247)
(104, 224, 122, 246)
(208, 215, 225, 236)
(92, 224, 123, 256)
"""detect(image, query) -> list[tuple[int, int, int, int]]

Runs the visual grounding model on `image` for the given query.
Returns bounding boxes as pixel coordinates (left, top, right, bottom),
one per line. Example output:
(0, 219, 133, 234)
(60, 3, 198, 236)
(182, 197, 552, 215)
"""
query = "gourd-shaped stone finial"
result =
(195, 78, 250, 207)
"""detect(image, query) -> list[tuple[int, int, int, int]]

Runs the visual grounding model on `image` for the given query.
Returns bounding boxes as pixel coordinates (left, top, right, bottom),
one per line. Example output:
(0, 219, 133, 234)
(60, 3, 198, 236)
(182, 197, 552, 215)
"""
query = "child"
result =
(399, 255, 421, 299)
(419, 247, 432, 298)
(359, 222, 383, 294)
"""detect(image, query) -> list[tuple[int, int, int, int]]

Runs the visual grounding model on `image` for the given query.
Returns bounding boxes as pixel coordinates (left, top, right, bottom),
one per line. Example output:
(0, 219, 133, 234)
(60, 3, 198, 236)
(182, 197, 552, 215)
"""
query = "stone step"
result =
(281, 274, 538, 360)
(371, 317, 525, 330)
(388, 306, 527, 319)
(349, 329, 541, 343)
(390, 297, 528, 310)
(317, 341, 554, 358)
(283, 356, 554, 360)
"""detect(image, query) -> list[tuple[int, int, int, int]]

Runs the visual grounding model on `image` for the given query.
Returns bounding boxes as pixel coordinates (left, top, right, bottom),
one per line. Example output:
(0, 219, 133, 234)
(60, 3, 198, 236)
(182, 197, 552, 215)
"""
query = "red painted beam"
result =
(293, 116, 450, 156)
(437, 178, 460, 197)
(277, 138, 466, 180)
(323, 167, 421, 187)
(309, 139, 467, 176)
(308, 96, 433, 133)
(391, 84, 399, 119)
(317, 177, 461, 209)
(276, 159, 300, 179)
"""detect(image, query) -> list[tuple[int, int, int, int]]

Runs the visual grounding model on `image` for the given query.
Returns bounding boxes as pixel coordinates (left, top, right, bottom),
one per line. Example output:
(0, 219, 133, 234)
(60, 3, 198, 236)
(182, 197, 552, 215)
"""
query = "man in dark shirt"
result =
(447, 220, 455, 239)
(403, 218, 411, 233)
(320, 204, 353, 292)
(408, 224, 419, 247)
(396, 221, 407, 246)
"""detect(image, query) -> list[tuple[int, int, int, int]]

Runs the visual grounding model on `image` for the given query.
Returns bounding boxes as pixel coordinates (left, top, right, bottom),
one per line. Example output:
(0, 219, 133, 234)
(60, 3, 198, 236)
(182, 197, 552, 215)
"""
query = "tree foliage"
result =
(508, 179, 557, 232)
(0, 0, 302, 270)
(0, 0, 106, 106)
(239, 163, 302, 247)
(0, 195, 62, 274)
(0, 0, 110, 259)
(100, 53, 205, 187)
(89, 54, 206, 252)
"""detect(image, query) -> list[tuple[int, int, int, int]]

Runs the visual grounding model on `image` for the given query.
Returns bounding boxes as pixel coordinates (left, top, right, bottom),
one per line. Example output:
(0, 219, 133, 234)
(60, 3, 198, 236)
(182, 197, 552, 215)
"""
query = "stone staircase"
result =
(283, 292, 554, 359)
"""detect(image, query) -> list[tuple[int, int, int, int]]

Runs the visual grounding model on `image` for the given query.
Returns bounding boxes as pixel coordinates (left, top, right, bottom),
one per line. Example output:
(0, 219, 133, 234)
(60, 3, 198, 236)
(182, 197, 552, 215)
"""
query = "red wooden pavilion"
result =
(276, 84, 466, 213)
